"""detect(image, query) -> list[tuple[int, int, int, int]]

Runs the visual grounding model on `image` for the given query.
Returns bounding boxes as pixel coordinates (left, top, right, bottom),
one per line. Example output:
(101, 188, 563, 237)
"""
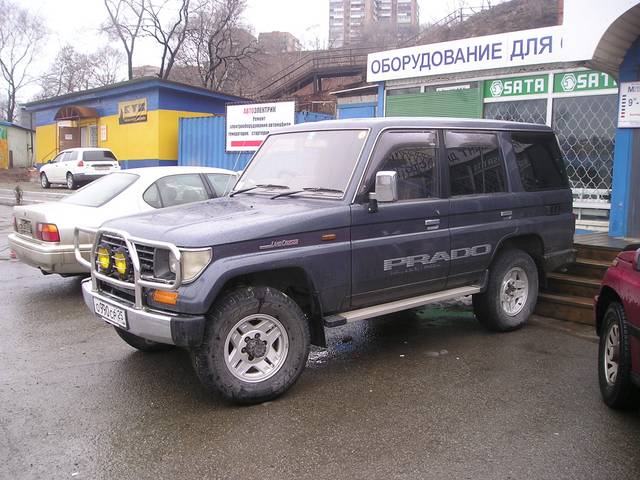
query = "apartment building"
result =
(329, 0, 419, 48)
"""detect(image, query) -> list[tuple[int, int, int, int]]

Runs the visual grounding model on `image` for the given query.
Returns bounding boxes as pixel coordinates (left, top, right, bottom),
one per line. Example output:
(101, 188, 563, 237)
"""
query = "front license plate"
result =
(93, 298, 128, 329)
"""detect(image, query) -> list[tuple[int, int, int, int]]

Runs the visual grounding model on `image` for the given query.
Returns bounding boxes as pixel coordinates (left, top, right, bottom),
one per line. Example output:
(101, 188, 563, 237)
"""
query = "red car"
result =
(595, 246, 640, 409)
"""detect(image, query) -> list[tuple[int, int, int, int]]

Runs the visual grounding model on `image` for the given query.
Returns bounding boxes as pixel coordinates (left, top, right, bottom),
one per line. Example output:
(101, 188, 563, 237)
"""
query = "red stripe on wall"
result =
(230, 140, 263, 147)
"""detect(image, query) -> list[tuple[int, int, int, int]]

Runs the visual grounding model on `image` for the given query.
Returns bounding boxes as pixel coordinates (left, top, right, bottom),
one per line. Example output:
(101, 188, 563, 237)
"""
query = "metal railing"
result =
(74, 227, 184, 309)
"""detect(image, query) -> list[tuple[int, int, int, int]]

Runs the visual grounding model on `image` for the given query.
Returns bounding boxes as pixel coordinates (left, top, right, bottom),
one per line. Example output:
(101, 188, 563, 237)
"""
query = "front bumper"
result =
(81, 279, 205, 347)
(8, 233, 91, 274)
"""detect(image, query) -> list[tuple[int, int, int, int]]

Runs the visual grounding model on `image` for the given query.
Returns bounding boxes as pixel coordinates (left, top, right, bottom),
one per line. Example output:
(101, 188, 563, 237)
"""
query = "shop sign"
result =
(618, 82, 640, 128)
(118, 98, 147, 124)
(483, 75, 548, 98)
(553, 70, 617, 93)
(226, 101, 295, 152)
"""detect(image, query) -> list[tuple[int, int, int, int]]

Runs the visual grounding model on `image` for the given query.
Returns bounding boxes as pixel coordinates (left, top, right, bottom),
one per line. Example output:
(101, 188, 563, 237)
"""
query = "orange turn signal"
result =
(152, 290, 179, 305)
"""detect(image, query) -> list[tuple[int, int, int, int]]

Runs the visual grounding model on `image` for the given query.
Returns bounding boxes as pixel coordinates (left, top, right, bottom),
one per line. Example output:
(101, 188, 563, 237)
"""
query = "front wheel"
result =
(114, 327, 172, 352)
(66, 172, 77, 190)
(40, 172, 50, 189)
(191, 286, 310, 404)
(473, 248, 539, 332)
(598, 302, 639, 409)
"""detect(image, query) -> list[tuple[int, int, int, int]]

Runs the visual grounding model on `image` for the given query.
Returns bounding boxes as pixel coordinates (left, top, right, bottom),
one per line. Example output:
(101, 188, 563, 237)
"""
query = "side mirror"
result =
(371, 171, 398, 203)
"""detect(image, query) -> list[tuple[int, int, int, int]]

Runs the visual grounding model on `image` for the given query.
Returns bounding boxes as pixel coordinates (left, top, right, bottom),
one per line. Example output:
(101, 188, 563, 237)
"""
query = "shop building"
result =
(0, 121, 33, 169)
(364, 0, 640, 235)
(23, 77, 246, 168)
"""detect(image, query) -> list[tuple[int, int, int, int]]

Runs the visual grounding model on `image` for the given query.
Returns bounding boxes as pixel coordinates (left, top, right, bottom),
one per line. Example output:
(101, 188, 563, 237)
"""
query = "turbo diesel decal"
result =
(384, 244, 492, 271)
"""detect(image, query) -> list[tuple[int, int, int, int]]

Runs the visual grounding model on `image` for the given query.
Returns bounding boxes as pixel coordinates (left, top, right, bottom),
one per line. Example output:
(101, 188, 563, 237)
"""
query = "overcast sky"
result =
(18, 0, 492, 100)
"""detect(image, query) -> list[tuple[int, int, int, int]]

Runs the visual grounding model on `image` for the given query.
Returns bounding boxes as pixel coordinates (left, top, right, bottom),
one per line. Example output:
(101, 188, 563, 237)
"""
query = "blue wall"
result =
(337, 102, 377, 119)
(178, 111, 334, 171)
(609, 37, 640, 237)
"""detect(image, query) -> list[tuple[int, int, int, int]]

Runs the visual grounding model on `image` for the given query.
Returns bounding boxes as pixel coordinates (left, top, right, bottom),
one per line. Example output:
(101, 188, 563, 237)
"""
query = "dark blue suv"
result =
(76, 118, 576, 403)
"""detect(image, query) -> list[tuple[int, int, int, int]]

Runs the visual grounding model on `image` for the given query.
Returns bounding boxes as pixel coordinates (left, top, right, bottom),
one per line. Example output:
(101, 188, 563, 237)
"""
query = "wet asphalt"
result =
(0, 204, 639, 480)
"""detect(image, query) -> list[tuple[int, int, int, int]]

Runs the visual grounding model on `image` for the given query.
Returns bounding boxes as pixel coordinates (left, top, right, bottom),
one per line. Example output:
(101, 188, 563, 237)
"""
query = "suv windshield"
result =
(234, 130, 368, 196)
(61, 172, 138, 207)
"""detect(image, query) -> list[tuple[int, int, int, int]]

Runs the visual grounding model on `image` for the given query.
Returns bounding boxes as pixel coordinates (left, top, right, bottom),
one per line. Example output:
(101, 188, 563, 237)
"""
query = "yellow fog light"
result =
(113, 248, 129, 278)
(96, 244, 112, 273)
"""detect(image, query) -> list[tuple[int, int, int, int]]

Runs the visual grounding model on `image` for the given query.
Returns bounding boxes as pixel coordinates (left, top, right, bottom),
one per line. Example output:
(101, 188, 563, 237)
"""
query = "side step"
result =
(323, 286, 481, 327)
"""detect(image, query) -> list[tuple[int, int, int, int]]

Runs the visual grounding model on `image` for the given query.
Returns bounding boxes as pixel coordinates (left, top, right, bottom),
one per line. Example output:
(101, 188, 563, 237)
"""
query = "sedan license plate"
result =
(93, 298, 128, 329)
(17, 219, 31, 236)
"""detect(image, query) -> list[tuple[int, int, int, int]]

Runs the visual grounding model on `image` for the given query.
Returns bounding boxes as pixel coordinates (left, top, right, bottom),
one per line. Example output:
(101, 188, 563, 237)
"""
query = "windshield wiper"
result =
(230, 184, 290, 197)
(271, 190, 304, 199)
(302, 187, 344, 195)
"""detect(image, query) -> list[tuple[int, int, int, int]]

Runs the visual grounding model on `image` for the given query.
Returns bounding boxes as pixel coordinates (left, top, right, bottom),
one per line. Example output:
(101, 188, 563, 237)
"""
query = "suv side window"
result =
(511, 132, 569, 191)
(144, 174, 209, 208)
(445, 131, 507, 196)
(365, 130, 438, 200)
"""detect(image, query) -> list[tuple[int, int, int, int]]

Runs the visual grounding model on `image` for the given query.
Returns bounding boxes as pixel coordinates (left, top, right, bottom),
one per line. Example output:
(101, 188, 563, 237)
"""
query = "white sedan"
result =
(9, 166, 238, 275)
(40, 148, 121, 190)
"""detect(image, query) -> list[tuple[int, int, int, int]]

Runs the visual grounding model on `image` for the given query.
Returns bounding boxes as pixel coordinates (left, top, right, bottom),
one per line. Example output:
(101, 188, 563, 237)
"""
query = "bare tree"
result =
(0, 0, 46, 122)
(90, 46, 125, 86)
(142, 0, 191, 79)
(103, 0, 145, 80)
(180, 0, 259, 92)
(38, 45, 124, 98)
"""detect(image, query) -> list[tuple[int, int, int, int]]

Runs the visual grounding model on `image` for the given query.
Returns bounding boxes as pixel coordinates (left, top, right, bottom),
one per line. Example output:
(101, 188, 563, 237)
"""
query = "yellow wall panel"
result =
(35, 124, 58, 163)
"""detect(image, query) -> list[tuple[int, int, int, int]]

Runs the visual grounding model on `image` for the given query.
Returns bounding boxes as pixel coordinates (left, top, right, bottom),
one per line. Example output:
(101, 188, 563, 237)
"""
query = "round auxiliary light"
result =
(113, 248, 129, 278)
(96, 244, 112, 273)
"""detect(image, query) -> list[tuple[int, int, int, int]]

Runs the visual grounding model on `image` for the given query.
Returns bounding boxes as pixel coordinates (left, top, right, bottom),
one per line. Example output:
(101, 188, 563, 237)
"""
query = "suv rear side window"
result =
(446, 131, 507, 196)
(511, 132, 568, 191)
(83, 150, 117, 162)
(365, 130, 438, 201)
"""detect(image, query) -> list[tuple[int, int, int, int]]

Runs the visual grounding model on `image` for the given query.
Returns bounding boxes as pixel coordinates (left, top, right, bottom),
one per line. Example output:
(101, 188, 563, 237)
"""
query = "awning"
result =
(53, 106, 99, 121)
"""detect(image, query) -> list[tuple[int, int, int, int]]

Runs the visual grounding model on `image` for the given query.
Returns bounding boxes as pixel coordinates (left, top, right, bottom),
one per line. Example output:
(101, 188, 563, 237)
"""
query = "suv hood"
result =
(101, 195, 351, 247)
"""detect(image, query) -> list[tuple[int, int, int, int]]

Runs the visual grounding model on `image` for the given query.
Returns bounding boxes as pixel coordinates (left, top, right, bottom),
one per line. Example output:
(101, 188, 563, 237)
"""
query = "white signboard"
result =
(226, 101, 295, 152)
(366, 0, 640, 83)
(618, 82, 640, 128)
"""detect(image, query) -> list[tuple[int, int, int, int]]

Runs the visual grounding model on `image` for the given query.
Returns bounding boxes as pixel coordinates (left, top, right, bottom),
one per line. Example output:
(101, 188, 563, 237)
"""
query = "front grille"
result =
(134, 243, 155, 277)
(98, 281, 136, 305)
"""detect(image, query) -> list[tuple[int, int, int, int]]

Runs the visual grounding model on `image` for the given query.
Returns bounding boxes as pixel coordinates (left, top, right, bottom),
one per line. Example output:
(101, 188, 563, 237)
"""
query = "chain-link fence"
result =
(552, 95, 617, 193)
(484, 99, 547, 125)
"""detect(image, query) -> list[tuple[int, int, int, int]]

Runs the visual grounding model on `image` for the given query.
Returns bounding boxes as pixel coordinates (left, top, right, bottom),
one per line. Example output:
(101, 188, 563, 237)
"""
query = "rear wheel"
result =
(598, 302, 639, 409)
(191, 286, 310, 404)
(40, 173, 50, 189)
(114, 327, 172, 352)
(66, 172, 77, 190)
(473, 248, 539, 332)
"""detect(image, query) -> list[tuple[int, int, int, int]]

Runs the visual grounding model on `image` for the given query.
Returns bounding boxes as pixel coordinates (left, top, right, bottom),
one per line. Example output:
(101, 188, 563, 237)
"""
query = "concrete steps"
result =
(534, 240, 620, 326)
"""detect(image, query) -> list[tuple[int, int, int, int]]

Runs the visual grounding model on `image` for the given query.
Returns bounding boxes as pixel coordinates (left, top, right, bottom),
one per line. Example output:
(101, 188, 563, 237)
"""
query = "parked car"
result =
(595, 245, 640, 409)
(10, 166, 238, 276)
(76, 118, 576, 404)
(40, 148, 120, 190)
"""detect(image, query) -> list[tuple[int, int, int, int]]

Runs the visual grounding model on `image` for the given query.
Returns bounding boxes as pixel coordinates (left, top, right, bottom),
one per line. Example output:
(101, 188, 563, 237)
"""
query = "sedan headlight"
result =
(169, 248, 212, 283)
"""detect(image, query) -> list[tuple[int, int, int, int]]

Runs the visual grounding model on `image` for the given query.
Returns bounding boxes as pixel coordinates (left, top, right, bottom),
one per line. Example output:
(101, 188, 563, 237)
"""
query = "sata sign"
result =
(484, 75, 548, 98)
(226, 102, 295, 152)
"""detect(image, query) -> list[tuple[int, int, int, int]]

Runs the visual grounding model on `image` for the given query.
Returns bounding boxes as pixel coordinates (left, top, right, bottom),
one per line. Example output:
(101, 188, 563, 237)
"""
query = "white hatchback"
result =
(40, 148, 120, 190)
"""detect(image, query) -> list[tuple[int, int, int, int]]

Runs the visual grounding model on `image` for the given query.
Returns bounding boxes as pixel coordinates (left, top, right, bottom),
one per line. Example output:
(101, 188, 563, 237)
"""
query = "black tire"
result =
(191, 286, 310, 404)
(473, 248, 539, 332)
(114, 326, 172, 352)
(66, 172, 77, 190)
(598, 302, 639, 410)
(40, 172, 50, 189)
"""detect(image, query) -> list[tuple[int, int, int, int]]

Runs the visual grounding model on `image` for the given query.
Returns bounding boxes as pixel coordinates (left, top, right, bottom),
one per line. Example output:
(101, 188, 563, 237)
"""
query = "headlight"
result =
(169, 248, 212, 283)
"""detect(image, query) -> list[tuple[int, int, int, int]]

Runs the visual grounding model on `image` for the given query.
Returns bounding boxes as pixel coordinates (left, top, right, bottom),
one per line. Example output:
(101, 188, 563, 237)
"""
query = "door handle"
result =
(501, 210, 513, 219)
(424, 219, 440, 230)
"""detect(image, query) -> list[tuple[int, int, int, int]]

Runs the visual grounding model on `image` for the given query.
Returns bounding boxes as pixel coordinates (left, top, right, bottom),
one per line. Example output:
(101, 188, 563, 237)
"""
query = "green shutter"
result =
(386, 87, 483, 118)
